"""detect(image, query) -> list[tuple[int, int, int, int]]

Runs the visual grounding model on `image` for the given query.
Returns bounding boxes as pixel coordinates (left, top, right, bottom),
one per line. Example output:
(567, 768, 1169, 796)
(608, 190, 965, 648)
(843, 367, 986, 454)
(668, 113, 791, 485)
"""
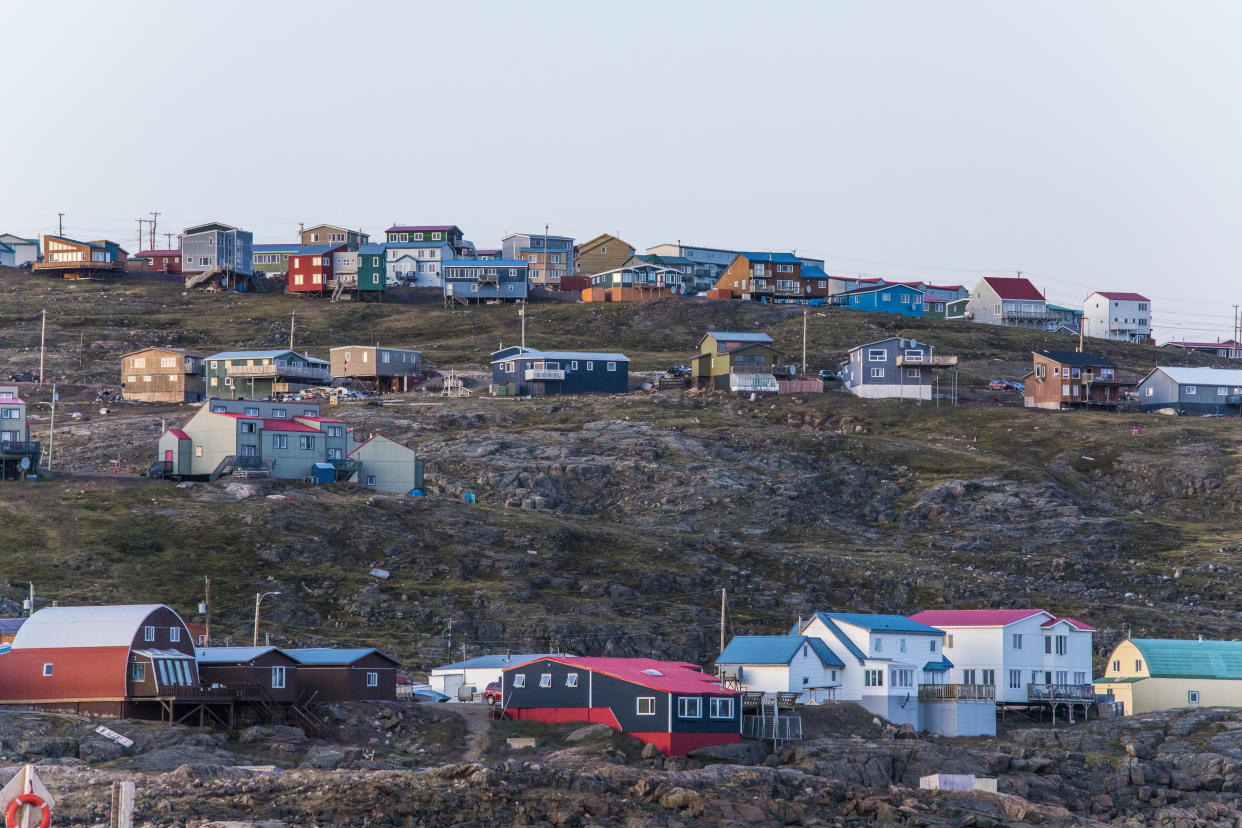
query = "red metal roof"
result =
(167, 428, 191, 440)
(509, 656, 736, 695)
(1042, 617, 1095, 631)
(982, 276, 1045, 301)
(295, 416, 346, 423)
(909, 609, 1049, 627)
(1092, 291, 1149, 302)
(137, 249, 180, 257)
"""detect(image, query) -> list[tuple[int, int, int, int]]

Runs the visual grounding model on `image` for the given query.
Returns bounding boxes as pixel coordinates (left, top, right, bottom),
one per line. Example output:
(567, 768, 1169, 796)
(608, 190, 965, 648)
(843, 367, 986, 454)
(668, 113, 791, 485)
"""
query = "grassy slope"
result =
(2, 268, 1240, 676)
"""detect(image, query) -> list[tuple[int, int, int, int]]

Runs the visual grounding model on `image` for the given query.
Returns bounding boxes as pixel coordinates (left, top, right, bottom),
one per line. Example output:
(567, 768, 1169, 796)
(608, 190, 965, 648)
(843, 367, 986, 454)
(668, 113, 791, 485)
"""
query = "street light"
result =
(37, 383, 56, 470)
(253, 591, 281, 647)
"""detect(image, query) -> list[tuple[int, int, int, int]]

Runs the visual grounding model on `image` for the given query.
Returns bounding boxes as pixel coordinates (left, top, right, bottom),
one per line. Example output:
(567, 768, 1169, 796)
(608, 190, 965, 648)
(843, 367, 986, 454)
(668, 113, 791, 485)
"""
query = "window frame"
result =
(676, 696, 702, 718)
(636, 696, 656, 715)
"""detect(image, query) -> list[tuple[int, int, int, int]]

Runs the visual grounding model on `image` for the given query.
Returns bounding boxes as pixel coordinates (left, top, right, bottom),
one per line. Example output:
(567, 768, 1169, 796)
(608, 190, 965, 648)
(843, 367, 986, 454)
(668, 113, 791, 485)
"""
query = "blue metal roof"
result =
(742, 252, 801, 263)
(715, 635, 844, 668)
(922, 656, 954, 671)
(705, 332, 774, 343)
(434, 652, 572, 671)
(205, 350, 328, 365)
(195, 646, 280, 663)
(358, 243, 388, 254)
(253, 243, 299, 252)
(284, 647, 398, 666)
(802, 264, 829, 280)
(822, 613, 944, 635)
(295, 244, 342, 255)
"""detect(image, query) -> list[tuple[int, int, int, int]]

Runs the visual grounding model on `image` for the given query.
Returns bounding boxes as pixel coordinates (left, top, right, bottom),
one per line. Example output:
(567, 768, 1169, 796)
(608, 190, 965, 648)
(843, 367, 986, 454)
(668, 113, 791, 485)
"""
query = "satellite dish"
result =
(19, 457, 30, 470)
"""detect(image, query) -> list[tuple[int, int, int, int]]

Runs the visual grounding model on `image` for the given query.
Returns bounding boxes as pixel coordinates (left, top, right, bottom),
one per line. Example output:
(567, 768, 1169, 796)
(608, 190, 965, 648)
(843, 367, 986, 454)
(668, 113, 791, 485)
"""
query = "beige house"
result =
(574, 234, 635, 276)
(1095, 638, 1242, 715)
(121, 347, 206, 403)
(329, 346, 423, 393)
(300, 225, 368, 251)
(348, 434, 424, 494)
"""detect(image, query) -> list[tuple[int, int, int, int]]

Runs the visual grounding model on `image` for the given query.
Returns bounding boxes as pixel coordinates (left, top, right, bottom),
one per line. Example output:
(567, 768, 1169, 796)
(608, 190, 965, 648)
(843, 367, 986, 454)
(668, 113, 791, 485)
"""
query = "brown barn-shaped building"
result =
(0, 604, 222, 722)
(283, 648, 399, 702)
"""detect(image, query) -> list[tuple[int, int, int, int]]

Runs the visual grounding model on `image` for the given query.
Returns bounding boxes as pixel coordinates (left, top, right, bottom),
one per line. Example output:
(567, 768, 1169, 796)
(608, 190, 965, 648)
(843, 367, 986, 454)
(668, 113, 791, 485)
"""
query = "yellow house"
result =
(1095, 638, 1242, 715)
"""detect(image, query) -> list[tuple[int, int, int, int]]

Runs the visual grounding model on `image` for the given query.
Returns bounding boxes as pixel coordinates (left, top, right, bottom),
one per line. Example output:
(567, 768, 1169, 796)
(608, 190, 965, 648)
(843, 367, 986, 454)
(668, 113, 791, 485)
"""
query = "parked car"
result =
(666, 364, 690, 378)
(1009, 382, 1024, 392)
(8, 372, 34, 382)
(818, 369, 838, 382)
(988, 379, 1012, 390)
(483, 681, 502, 705)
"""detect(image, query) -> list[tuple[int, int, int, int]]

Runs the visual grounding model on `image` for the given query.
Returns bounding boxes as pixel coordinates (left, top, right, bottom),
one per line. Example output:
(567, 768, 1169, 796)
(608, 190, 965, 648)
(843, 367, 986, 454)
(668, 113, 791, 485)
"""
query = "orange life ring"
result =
(6, 792, 51, 828)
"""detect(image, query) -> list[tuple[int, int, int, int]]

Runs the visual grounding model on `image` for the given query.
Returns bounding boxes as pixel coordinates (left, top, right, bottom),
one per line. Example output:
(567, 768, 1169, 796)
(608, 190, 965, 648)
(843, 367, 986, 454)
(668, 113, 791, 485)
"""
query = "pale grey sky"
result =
(4, 1, 1241, 341)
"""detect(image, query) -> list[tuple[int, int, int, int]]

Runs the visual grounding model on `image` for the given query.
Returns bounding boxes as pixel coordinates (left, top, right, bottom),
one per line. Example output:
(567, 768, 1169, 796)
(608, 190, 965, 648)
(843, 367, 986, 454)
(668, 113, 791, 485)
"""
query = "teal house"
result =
(204, 349, 330, 398)
(357, 243, 388, 294)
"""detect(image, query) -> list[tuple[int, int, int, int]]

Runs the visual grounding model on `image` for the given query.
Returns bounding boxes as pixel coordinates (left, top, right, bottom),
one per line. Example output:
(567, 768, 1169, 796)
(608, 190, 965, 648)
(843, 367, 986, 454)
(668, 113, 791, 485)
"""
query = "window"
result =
(271, 408, 287, 419)
(1053, 366, 1061, 377)
(901, 294, 910, 304)
(1008, 669, 1021, 689)
(1112, 659, 1121, 672)
(240, 445, 257, 457)
(195, 446, 203, 457)
(586, 362, 593, 371)
(1062, 384, 1070, 396)
(132, 357, 146, 369)
(126, 375, 137, 384)
(1012, 634, 1023, 649)
(607, 362, 617, 371)
(212, 405, 225, 413)
(946, 635, 954, 648)
(899, 638, 907, 653)
(539, 673, 552, 688)
(1055, 635, 1067, 655)
(304, 409, 316, 416)
(867, 349, 886, 362)
(963, 669, 976, 684)
(636, 697, 655, 715)
(328, 426, 344, 437)
(874, 638, 882, 652)
(144, 625, 155, 642)
(131, 662, 146, 682)
(906, 368, 920, 378)
(366, 672, 378, 687)
(677, 697, 702, 718)
(244, 407, 259, 416)
(513, 674, 526, 688)
(169, 627, 180, 643)
(299, 436, 315, 450)
(42, 663, 53, 677)
(870, 367, 885, 378)
(570, 361, 578, 371)
(566, 673, 578, 688)
(1218, 386, 1228, 396)
(1044, 637, 1052, 654)
(272, 435, 288, 449)
(1056, 670, 1067, 685)
(1186, 386, 1197, 395)
(1188, 690, 1200, 704)
(1135, 659, 1143, 672)
(893, 669, 914, 688)
(929, 640, 937, 652)
(882, 293, 891, 302)
(864, 669, 883, 687)
(328, 448, 343, 460)
(240, 422, 256, 434)
(366, 475, 377, 486)
(160, 357, 176, 368)
(981, 670, 995, 685)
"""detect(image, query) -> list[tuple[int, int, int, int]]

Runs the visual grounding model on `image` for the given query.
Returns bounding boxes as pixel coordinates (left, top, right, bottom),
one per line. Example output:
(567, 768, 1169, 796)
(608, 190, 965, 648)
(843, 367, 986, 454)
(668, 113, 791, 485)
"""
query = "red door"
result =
(165, 450, 173, 462)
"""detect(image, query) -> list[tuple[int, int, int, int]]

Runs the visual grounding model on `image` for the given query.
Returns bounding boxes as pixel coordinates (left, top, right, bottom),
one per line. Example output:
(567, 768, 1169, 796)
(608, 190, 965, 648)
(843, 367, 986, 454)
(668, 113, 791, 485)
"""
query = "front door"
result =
(165, 450, 173, 463)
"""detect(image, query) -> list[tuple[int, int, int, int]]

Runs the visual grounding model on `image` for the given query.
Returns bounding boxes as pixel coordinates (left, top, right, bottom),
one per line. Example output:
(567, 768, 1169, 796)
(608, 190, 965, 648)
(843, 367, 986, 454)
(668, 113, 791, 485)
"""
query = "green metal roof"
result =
(1129, 638, 1242, 680)
(1094, 676, 1143, 684)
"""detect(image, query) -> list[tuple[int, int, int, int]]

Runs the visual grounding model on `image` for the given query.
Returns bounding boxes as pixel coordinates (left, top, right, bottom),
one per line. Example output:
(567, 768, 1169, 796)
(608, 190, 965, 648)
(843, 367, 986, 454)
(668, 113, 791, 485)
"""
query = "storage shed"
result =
(196, 646, 300, 704)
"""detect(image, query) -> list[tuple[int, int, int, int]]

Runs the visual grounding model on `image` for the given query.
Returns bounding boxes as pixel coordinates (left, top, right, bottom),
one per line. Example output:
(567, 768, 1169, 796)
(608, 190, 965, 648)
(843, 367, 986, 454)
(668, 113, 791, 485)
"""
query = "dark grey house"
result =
(840, 337, 943, 400)
(1135, 367, 1242, 415)
(443, 260, 529, 303)
(491, 346, 629, 396)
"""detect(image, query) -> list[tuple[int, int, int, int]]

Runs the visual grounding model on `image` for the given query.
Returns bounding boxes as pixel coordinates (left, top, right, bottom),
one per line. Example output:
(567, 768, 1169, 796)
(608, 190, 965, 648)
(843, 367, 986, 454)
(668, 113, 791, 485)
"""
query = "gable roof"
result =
(910, 609, 1051, 628)
(822, 612, 944, 635)
(1127, 639, 1242, 680)
(489, 347, 629, 363)
(715, 635, 845, 668)
(183, 222, 239, 235)
(1162, 340, 1238, 349)
(703, 332, 774, 344)
(836, 283, 925, 298)
(1034, 350, 1117, 369)
(292, 244, 347, 256)
(119, 346, 203, 359)
(12, 605, 179, 650)
(283, 647, 399, 666)
(1141, 366, 1242, 386)
(203, 350, 328, 365)
(195, 646, 283, 664)
(981, 276, 1045, 301)
(386, 225, 460, 234)
(1042, 617, 1095, 631)
(801, 264, 830, 281)
(357, 243, 388, 255)
(1091, 291, 1150, 302)
(848, 336, 931, 353)
(166, 428, 191, 441)
(509, 656, 735, 695)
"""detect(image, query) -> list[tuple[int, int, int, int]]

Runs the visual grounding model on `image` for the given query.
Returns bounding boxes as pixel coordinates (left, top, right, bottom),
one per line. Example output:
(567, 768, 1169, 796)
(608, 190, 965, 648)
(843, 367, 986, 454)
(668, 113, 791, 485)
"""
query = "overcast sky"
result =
(4, 1, 1240, 341)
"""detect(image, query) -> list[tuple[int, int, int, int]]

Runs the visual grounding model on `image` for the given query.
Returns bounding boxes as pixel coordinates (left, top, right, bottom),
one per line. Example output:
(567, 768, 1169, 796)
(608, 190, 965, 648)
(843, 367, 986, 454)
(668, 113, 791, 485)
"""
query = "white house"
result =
(714, 635, 844, 703)
(429, 652, 574, 699)
(385, 242, 458, 288)
(0, 241, 12, 268)
(795, 612, 948, 728)
(908, 609, 1095, 704)
(964, 276, 1051, 328)
(0, 234, 40, 266)
(1083, 291, 1151, 343)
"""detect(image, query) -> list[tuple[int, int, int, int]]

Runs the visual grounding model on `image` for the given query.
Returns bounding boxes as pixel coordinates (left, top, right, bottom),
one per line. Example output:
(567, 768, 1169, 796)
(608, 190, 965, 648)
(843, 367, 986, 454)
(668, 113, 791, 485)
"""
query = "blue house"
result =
(840, 337, 953, 401)
(835, 283, 925, 317)
(443, 260, 529, 303)
(491, 346, 629, 396)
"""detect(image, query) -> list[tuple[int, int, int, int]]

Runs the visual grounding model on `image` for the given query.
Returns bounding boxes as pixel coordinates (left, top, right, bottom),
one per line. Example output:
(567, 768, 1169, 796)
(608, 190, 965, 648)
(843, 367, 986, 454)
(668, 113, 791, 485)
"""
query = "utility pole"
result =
(1233, 305, 1238, 345)
(543, 223, 549, 287)
(165, 232, 174, 249)
(136, 219, 145, 252)
(57, 213, 63, 236)
(802, 307, 808, 375)
(289, 311, 296, 350)
(149, 211, 160, 251)
(79, 332, 83, 373)
(519, 302, 526, 349)
(253, 591, 280, 647)
(298, 222, 305, 237)
(203, 576, 211, 647)
(38, 309, 46, 385)
(720, 588, 727, 654)
(46, 383, 55, 470)
(27, 582, 33, 617)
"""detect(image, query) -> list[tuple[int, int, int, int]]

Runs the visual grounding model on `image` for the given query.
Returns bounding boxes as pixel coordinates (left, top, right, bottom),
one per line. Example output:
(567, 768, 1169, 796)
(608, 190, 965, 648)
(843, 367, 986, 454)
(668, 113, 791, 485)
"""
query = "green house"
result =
(252, 243, 299, 277)
(691, 331, 779, 391)
(204, 350, 331, 398)
(357, 243, 387, 292)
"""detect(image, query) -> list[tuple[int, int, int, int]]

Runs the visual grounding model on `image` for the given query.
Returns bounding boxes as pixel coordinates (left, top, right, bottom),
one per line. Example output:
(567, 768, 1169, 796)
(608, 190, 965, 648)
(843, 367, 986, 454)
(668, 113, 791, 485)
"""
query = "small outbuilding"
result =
(196, 646, 300, 704)
(283, 648, 400, 702)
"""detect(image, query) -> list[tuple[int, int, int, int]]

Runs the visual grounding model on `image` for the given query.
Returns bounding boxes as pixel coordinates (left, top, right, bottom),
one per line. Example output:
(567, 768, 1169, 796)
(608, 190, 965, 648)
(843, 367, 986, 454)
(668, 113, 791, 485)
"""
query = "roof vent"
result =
(641, 668, 664, 676)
